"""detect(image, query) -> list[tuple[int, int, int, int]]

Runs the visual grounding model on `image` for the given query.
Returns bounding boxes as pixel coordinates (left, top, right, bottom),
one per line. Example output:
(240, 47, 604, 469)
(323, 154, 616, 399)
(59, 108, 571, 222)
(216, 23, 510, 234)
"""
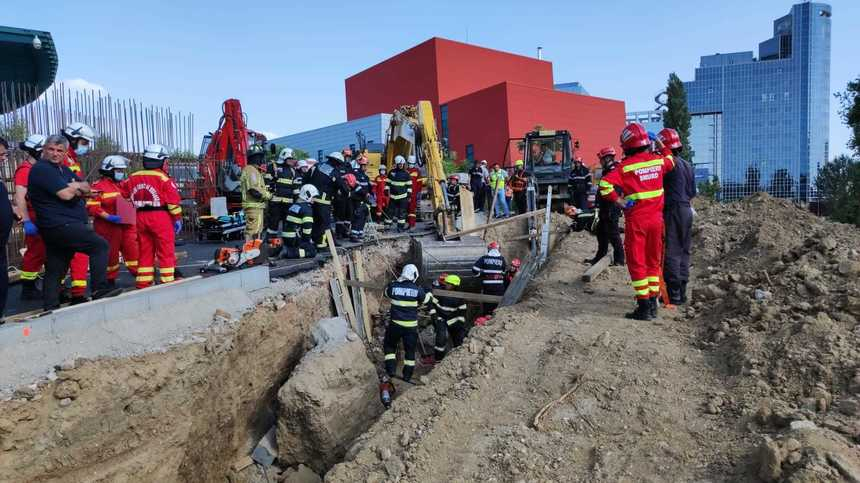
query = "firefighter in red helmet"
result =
(588, 146, 625, 267)
(598, 123, 674, 320)
(658, 128, 696, 305)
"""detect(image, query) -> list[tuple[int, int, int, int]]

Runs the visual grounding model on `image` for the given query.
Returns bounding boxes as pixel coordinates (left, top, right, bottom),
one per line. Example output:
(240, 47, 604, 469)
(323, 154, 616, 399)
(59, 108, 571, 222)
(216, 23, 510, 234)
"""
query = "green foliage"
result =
(0, 121, 28, 143)
(93, 135, 122, 153)
(697, 175, 721, 200)
(835, 76, 860, 157)
(663, 73, 693, 160)
(292, 148, 309, 160)
(816, 154, 860, 226)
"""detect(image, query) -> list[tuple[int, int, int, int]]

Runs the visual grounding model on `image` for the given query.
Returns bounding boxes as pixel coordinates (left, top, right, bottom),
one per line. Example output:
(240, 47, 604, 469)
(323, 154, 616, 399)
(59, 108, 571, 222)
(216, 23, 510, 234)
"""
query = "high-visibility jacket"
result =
(124, 169, 182, 219)
(431, 294, 467, 326)
(240, 164, 272, 210)
(472, 252, 507, 288)
(272, 164, 298, 204)
(386, 169, 412, 200)
(284, 201, 314, 243)
(87, 178, 125, 218)
(568, 164, 592, 193)
(263, 162, 277, 188)
(353, 170, 371, 202)
(408, 167, 423, 198)
(385, 280, 433, 328)
(599, 148, 674, 220)
(374, 174, 389, 209)
(307, 162, 345, 206)
(14, 161, 37, 221)
(65, 148, 83, 178)
(489, 170, 506, 191)
(510, 169, 528, 193)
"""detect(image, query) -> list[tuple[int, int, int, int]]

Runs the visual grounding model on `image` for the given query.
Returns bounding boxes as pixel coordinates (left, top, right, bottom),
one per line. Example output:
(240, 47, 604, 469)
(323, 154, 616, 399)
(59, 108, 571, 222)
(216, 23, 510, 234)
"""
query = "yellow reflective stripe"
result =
(136, 275, 154, 282)
(133, 170, 169, 181)
(283, 232, 297, 238)
(167, 205, 182, 215)
(649, 286, 660, 293)
(86, 201, 100, 206)
(286, 216, 303, 224)
(315, 198, 331, 205)
(20, 271, 39, 280)
(277, 178, 291, 184)
(160, 267, 175, 274)
(647, 276, 660, 283)
(302, 216, 313, 223)
(384, 353, 396, 360)
(622, 158, 664, 173)
(665, 154, 675, 167)
(447, 316, 465, 325)
(302, 229, 312, 235)
(635, 288, 650, 296)
(626, 189, 664, 201)
(631, 279, 649, 287)
(161, 276, 175, 282)
(393, 319, 418, 328)
(403, 360, 416, 367)
(103, 192, 119, 198)
(71, 280, 87, 287)
(390, 193, 407, 200)
(138, 267, 154, 274)
(599, 188, 613, 195)
(391, 299, 418, 307)
(598, 180, 613, 188)
(389, 180, 411, 186)
(125, 261, 138, 267)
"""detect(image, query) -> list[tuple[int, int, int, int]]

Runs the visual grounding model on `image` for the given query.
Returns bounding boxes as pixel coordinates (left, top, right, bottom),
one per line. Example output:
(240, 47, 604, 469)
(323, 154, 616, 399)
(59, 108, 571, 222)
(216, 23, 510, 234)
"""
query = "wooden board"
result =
(347, 257, 366, 341)
(325, 230, 358, 332)
(582, 254, 612, 283)
(353, 249, 373, 341)
(442, 208, 546, 241)
(459, 188, 475, 231)
(342, 279, 502, 304)
(329, 278, 347, 318)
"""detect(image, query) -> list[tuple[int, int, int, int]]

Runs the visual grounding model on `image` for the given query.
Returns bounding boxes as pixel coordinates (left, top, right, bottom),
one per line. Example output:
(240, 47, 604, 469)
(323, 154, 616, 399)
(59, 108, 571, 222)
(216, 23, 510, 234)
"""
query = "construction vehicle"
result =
(199, 99, 268, 212)
(506, 129, 579, 208)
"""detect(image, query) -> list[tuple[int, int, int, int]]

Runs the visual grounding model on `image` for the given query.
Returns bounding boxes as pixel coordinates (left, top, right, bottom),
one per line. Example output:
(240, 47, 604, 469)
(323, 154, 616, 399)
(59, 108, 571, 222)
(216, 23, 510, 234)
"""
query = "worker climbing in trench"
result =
(427, 274, 467, 363)
(472, 241, 507, 315)
(383, 264, 433, 383)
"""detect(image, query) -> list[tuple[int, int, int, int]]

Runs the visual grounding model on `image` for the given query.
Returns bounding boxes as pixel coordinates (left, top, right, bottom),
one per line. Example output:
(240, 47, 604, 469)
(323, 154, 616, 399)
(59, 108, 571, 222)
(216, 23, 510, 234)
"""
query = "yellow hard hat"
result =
(443, 274, 461, 286)
(515, 159, 524, 167)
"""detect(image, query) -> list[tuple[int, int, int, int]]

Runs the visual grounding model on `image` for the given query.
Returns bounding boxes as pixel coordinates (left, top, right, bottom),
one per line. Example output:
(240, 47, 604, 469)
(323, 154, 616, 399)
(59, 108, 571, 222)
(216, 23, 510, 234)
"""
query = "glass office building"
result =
(685, 2, 831, 200)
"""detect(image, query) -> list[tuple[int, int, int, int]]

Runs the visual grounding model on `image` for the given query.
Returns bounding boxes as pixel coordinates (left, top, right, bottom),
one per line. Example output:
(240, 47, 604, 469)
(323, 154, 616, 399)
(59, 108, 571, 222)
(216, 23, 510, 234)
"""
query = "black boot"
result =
(649, 297, 658, 318)
(20, 280, 43, 300)
(668, 282, 683, 305)
(679, 281, 688, 304)
(625, 299, 653, 321)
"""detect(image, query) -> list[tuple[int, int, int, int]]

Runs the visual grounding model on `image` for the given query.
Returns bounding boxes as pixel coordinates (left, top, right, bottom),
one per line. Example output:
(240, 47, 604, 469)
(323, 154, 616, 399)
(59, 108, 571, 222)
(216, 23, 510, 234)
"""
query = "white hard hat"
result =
(63, 122, 96, 144)
(20, 134, 47, 153)
(143, 143, 170, 161)
(101, 155, 129, 171)
(278, 147, 294, 162)
(296, 159, 309, 170)
(379, 165, 387, 172)
(398, 264, 419, 283)
(407, 155, 416, 165)
(327, 151, 345, 163)
(305, 158, 318, 167)
(394, 155, 406, 165)
(480, 159, 487, 165)
(298, 184, 320, 202)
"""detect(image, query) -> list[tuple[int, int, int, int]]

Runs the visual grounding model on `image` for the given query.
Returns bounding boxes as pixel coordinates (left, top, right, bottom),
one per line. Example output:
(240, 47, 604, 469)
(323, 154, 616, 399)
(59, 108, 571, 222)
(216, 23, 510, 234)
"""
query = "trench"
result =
(0, 216, 546, 482)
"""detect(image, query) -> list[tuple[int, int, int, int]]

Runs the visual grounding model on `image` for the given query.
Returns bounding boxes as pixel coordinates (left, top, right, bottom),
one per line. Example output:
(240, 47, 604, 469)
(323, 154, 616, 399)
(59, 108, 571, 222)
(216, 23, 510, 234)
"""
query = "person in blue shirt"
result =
(27, 135, 121, 310)
(0, 137, 15, 324)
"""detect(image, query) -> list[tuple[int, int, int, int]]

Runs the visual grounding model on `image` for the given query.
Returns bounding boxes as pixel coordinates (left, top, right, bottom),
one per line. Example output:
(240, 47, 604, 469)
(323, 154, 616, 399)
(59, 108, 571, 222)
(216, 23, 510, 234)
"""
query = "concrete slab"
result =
(0, 266, 270, 397)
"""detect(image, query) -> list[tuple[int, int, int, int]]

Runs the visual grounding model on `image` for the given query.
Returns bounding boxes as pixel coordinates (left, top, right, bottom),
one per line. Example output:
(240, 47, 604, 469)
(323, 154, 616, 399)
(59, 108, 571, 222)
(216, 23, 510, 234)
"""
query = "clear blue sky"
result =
(6, 0, 859, 156)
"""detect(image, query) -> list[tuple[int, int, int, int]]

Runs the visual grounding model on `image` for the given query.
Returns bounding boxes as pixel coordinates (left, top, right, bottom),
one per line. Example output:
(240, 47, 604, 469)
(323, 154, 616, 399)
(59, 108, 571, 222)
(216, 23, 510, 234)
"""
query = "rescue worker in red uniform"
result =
(373, 165, 390, 223)
(87, 155, 139, 287)
(14, 134, 48, 300)
(598, 123, 674, 321)
(62, 122, 97, 301)
(406, 155, 422, 229)
(124, 144, 182, 288)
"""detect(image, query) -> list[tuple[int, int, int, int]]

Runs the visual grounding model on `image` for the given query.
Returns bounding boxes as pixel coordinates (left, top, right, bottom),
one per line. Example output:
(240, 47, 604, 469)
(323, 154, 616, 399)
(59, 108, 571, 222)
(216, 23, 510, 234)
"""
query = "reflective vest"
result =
(510, 169, 528, 193)
(387, 169, 412, 200)
(124, 169, 182, 219)
(284, 202, 314, 243)
(472, 253, 507, 287)
(432, 294, 466, 326)
(273, 165, 298, 204)
(385, 280, 432, 328)
(599, 148, 675, 220)
(240, 164, 272, 210)
(489, 170, 506, 191)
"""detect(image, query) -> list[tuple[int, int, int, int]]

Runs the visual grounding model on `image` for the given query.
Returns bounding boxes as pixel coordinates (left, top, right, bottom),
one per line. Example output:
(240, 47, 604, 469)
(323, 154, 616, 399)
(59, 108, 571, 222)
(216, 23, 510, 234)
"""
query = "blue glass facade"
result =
(267, 113, 391, 162)
(685, 2, 831, 200)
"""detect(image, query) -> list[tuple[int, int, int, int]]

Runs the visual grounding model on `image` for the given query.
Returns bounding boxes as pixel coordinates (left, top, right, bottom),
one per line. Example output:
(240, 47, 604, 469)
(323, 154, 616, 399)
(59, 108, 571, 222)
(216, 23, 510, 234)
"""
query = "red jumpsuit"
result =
(373, 173, 389, 219)
(87, 178, 139, 282)
(406, 167, 422, 228)
(65, 148, 89, 297)
(14, 161, 46, 283)
(599, 149, 674, 300)
(123, 169, 182, 288)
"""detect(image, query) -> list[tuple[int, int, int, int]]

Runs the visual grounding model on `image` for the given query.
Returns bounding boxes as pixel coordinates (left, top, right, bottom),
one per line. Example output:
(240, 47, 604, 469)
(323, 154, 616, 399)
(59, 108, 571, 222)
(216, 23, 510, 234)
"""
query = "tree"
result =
(835, 76, 860, 156)
(663, 73, 693, 160)
(697, 175, 721, 200)
(816, 154, 860, 226)
(0, 121, 28, 142)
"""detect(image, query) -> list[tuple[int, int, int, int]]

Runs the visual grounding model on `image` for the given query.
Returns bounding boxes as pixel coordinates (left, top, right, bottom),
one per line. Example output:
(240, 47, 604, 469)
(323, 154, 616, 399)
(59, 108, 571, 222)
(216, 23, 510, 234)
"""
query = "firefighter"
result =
(373, 165, 390, 223)
(472, 241, 507, 315)
(468, 160, 485, 212)
(125, 144, 183, 289)
(589, 147, 625, 266)
(659, 128, 697, 305)
(62, 122, 96, 301)
(446, 175, 461, 216)
(267, 147, 298, 247)
(350, 156, 371, 242)
(241, 145, 271, 241)
(599, 123, 674, 320)
(308, 152, 348, 249)
(406, 155, 422, 229)
(87, 155, 139, 287)
(280, 184, 318, 259)
(430, 274, 467, 362)
(14, 134, 47, 300)
(386, 156, 412, 232)
(383, 264, 433, 382)
(505, 257, 521, 288)
(330, 151, 353, 239)
(568, 156, 592, 210)
(510, 159, 528, 214)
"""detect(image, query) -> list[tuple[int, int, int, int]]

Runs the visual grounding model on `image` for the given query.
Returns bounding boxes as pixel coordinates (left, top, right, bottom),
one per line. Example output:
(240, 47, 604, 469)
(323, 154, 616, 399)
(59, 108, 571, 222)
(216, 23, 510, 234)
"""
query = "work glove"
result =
(105, 215, 122, 224)
(23, 220, 38, 236)
(647, 131, 658, 141)
(173, 220, 182, 234)
(623, 200, 636, 210)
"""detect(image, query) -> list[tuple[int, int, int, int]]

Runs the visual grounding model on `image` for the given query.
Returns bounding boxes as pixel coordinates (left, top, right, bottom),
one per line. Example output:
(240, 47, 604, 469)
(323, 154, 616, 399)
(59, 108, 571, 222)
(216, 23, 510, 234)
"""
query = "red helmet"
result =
(511, 258, 521, 269)
(620, 123, 650, 151)
(487, 241, 500, 251)
(449, 175, 458, 182)
(597, 146, 616, 159)
(658, 128, 682, 150)
(343, 173, 357, 189)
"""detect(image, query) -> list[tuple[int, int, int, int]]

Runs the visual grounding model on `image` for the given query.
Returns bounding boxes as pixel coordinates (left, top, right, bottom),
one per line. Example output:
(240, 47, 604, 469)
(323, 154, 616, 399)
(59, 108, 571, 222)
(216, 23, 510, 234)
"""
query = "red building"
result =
(345, 37, 625, 167)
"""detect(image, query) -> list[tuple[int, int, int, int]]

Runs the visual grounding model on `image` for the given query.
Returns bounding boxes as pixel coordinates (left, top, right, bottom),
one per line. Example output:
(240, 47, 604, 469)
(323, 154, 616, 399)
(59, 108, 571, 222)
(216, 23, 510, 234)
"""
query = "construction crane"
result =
(199, 99, 267, 212)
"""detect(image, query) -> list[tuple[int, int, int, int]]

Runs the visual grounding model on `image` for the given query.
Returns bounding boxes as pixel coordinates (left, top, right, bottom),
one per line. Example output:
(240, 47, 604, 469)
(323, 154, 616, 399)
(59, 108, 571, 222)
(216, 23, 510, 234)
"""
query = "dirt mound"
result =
(691, 193, 860, 477)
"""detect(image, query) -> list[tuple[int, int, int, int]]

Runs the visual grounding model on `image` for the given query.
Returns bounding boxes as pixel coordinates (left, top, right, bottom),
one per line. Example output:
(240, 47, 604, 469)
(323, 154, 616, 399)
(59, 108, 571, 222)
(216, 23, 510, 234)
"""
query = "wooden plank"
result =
(582, 254, 612, 283)
(347, 257, 365, 340)
(353, 249, 373, 341)
(342, 279, 502, 304)
(329, 278, 347, 318)
(442, 208, 546, 241)
(325, 230, 358, 332)
(459, 188, 475, 231)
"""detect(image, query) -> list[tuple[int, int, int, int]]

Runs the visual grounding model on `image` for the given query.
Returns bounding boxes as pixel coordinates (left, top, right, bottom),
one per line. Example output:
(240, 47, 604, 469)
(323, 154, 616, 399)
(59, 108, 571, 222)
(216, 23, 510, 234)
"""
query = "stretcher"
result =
(196, 212, 246, 242)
